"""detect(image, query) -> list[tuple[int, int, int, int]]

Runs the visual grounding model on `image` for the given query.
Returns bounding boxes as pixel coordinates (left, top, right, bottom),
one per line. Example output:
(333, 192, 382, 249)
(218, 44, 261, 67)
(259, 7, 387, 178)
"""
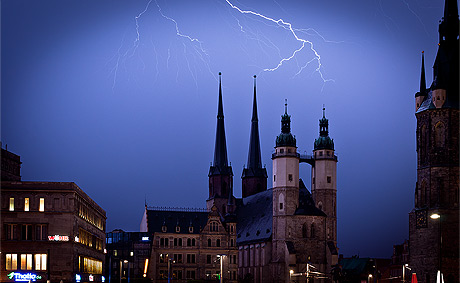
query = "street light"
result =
(368, 274, 373, 283)
(289, 269, 294, 282)
(430, 213, 442, 280)
(217, 255, 226, 283)
(402, 264, 411, 283)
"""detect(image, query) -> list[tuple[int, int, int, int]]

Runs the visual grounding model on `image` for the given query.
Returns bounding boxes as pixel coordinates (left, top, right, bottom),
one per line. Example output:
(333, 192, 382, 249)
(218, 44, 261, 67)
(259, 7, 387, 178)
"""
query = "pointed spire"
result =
(315, 107, 334, 150)
(247, 75, 263, 170)
(420, 51, 426, 93)
(276, 99, 296, 147)
(213, 72, 229, 170)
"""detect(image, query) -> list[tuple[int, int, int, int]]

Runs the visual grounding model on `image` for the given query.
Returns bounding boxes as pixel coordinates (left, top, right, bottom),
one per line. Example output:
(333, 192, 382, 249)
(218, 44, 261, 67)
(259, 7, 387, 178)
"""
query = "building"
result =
(1, 147, 107, 283)
(105, 230, 152, 283)
(140, 73, 339, 282)
(409, 0, 459, 282)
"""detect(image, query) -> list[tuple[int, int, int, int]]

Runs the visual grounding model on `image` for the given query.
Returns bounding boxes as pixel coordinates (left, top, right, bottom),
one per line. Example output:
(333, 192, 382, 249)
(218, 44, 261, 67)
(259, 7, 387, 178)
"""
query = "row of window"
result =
(9, 197, 45, 212)
(78, 228, 103, 251)
(158, 254, 237, 265)
(4, 224, 47, 241)
(78, 201, 104, 231)
(79, 256, 102, 275)
(158, 269, 237, 280)
(5, 254, 47, 271)
(159, 237, 197, 247)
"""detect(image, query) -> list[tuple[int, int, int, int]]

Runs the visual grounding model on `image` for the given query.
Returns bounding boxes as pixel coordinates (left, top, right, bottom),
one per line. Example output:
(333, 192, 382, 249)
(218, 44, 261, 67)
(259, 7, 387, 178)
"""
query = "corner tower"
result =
(409, 0, 459, 282)
(242, 75, 268, 198)
(207, 73, 234, 214)
(312, 107, 338, 243)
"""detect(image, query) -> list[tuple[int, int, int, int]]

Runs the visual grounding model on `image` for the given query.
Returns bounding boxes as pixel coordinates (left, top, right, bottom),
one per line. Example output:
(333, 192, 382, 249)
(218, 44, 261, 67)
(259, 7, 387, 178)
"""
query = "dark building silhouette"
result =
(409, 0, 459, 282)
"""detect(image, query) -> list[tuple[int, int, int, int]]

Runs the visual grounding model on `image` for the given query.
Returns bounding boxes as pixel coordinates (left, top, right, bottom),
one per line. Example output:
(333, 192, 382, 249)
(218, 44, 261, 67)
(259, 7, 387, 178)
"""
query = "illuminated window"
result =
(9, 198, 14, 211)
(24, 198, 30, 211)
(21, 254, 33, 270)
(39, 198, 45, 212)
(113, 250, 117, 256)
(82, 257, 102, 274)
(6, 254, 18, 270)
(35, 254, 47, 270)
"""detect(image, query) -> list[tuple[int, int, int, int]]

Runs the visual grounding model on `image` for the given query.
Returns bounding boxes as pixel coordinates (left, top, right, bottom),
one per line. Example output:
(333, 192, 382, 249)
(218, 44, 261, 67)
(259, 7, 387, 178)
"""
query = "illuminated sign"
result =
(102, 276, 105, 282)
(89, 275, 94, 282)
(75, 274, 81, 283)
(7, 272, 42, 282)
(142, 236, 149, 241)
(48, 235, 69, 241)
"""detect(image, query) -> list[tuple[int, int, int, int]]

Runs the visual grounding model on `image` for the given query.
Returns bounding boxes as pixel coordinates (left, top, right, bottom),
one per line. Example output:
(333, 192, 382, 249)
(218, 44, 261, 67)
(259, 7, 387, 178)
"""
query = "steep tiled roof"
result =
(236, 189, 273, 245)
(146, 209, 208, 234)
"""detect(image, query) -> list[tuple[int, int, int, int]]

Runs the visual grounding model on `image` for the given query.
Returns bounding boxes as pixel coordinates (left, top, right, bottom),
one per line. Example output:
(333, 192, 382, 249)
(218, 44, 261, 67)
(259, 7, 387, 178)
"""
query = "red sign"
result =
(48, 235, 69, 241)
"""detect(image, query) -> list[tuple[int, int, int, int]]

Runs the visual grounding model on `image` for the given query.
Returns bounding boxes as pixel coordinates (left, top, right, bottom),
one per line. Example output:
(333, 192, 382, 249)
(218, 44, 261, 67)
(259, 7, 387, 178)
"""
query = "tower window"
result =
(327, 176, 331, 183)
(288, 174, 293, 181)
(319, 151, 323, 156)
(280, 149, 284, 153)
(274, 175, 276, 182)
(279, 203, 283, 210)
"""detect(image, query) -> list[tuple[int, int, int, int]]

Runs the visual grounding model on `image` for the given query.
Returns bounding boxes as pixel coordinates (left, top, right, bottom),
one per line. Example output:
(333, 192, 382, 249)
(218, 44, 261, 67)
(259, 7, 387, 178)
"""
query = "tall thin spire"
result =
(242, 75, 267, 198)
(420, 51, 426, 93)
(213, 72, 229, 170)
(247, 75, 262, 170)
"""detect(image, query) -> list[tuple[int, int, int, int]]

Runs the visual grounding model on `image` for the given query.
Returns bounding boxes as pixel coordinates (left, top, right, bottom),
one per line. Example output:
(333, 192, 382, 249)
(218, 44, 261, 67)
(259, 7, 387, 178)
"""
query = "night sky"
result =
(1, 0, 448, 258)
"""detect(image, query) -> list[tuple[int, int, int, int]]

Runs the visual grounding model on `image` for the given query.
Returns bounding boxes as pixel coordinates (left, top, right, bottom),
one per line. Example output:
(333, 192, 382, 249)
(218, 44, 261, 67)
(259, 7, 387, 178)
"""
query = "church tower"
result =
(271, 101, 300, 282)
(207, 73, 234, 214)
(409, 0, 459, 282)
(242, 75, 268, 198)
(311, 107, 337, 244)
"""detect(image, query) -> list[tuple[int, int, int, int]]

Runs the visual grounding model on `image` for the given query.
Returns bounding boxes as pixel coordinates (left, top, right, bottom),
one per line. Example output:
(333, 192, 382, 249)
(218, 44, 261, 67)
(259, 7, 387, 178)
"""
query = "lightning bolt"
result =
(224, 0, 334, 85)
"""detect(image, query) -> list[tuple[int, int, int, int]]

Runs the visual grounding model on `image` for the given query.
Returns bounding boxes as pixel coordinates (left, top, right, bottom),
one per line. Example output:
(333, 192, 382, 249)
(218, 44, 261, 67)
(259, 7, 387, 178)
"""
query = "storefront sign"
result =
(142, 236, 149, 241)
(7, 272, 42, 282)
(75, 274, 81, 283)
(48, 235, 69, 241)
(101, 276, 105, 283)
(89, 275, 94, 282)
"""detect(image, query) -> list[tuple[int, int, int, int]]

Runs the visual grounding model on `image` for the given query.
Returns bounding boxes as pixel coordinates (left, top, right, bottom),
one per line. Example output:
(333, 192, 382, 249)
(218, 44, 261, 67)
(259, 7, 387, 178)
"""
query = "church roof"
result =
(145, 209, 208, 234)
(236, 189, 273, 245)
(295, 180, 327, 216)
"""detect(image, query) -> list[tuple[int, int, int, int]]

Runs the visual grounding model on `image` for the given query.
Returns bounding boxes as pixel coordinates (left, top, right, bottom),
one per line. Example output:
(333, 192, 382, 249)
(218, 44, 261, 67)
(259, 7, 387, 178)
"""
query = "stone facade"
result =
(1, 181, 106, 283)
(409, 1, 459, 282)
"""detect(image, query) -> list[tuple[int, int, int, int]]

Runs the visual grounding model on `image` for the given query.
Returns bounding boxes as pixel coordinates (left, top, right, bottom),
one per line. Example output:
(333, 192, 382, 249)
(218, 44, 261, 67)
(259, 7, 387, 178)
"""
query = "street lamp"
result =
(368, 274, 373, 283)
(217, 255, 226, 283)
(289, 269, 294, 282)
(430, 213, 442, 279)
(402, 264, 411, 282)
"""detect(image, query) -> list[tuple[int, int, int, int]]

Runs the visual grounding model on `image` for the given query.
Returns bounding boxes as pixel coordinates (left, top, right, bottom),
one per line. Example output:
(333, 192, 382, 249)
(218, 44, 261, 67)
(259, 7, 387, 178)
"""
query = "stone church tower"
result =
(207, 73, 235, 215)
(241, 75, 268, 198)
(272, 102, 300, 282)
(409, 0, 459, 282)
(312, 108, 338, 253)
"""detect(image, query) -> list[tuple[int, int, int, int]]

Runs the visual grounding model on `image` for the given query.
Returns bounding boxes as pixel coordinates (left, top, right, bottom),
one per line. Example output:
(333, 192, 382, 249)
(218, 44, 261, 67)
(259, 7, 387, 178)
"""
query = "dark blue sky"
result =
(1, 0, 448, 258)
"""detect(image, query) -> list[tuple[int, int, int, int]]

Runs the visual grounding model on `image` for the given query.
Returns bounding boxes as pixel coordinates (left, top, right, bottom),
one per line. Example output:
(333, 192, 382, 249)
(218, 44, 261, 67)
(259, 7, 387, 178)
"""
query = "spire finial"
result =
(420, 51, 426, 93)
(285, 99, 288, 114)
(322, 104, 326, 118)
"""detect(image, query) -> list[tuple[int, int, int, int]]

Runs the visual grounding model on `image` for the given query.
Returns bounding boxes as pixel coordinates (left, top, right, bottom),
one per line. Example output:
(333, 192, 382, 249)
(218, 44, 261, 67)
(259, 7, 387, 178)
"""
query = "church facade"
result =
(409, 0, 459, 282)
(141, 74, 338, 282)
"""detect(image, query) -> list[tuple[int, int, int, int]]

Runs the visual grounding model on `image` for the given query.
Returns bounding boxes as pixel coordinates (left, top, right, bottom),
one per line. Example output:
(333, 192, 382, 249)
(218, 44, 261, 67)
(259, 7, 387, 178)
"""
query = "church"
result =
(409, 0, 459, 282)
(140, 73, 339, 282)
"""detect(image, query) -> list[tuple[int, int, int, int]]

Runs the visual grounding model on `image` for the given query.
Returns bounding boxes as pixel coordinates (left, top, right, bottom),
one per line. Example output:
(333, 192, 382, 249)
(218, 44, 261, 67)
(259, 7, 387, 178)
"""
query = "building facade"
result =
(140, 73, 339, 282)
(409, 0, 459, 282)
(1, 148, 107, 283)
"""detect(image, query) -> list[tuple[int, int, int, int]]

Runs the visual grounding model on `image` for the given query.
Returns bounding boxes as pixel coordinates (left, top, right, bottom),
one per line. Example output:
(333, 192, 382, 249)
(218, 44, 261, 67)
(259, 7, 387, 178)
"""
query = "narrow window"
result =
(273, 175, 276, 182)
(216, 239, 221, 247)
(6, 254, 18, 270)
(21, 254, 33, 270)
(207, 255, 211, 264)
(319, 151, 323, 156)
(327, 176, 332, 183)
(279, 203, 283, 210)
(192, 239, 196, 246)
(35, 254, 47, 271)
(208, 239, 212, 247)
(24, 198, 30, 211)
(9, 198, 14, 211)
(288, 174, 293, 181)
(39, 198, 45, 212)
(187, 238, 191, 246)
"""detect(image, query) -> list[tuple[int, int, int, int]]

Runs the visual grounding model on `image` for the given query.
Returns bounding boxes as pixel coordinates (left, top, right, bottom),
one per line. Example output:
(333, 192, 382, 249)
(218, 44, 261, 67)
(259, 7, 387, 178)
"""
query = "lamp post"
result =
(289, 269, 294, 282)
(430, 213, 442, 278)
(368, 274, 372, 283)
(402, 264, 411, 282)
(217, 255, 226, 283)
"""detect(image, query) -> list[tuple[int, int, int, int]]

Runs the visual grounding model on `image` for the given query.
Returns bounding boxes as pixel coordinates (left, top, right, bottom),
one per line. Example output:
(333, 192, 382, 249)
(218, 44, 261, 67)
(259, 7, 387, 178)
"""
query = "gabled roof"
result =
(236, 189, 273, 245)
(146, 209, 208, 234)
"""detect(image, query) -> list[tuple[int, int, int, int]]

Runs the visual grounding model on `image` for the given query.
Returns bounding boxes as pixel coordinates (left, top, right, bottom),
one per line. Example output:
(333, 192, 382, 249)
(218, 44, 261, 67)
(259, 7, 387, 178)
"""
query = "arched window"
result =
(310, 224, 315, 238)
(434, 122, 445, 147)
(279, 193, 285, 211)
(192, 238, 196, 246)
(187, 238, 191, 246)
(302, 223, 308, 238)
(216, 239, 221, 247)
(318, 201, 323, 211)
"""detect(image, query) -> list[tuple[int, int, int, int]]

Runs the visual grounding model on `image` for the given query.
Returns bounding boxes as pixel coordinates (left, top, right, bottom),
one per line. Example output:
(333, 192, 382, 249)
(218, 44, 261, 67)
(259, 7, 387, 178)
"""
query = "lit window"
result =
(130, 251, 134, 256)
(24, 198, 30, 211)
(21, 254, 33, 270)
(9, 198, 14, 211)
(35, 254, 47, 270)
(6, 254, 18, 270)
(114, 250, 117, 256)
(39, 198, 45, 212)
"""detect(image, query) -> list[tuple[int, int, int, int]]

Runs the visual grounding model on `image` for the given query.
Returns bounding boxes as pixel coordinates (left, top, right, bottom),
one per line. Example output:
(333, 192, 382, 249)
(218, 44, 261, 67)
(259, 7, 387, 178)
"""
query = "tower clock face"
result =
(416, 210, 428, 228)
